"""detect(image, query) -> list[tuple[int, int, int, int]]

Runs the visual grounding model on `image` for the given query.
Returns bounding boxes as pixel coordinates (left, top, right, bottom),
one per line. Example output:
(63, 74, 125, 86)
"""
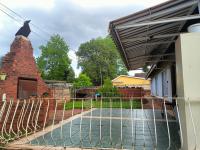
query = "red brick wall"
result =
(118, 87, 143, 97)
(0, 36, 49, 101)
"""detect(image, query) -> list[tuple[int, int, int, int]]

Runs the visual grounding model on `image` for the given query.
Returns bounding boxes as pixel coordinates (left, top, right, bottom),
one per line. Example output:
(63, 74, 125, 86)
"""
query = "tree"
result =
(116, 59, 128, 76)
(142, 65, 149, 73)
(36, 34, 75, 82)
(76, 36, 127, 85)
(98, 78, 119, 97)
(73, 73, 92, 88)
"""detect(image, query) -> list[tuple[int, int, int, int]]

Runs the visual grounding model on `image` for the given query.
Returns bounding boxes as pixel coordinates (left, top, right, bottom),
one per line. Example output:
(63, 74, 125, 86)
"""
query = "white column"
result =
(175, 33, 200, 150)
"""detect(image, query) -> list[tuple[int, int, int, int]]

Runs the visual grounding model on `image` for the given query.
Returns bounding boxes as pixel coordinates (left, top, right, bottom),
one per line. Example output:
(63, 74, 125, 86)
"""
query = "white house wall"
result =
(150, 67, 172, 100)
(151, 78, 156, 96)
(166, 68, 172, 102)
(157, 73, 163, 97)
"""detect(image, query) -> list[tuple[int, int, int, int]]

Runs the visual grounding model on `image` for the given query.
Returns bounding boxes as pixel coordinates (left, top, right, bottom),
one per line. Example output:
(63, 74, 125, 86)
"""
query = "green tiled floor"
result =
(31, 109, 181, 150)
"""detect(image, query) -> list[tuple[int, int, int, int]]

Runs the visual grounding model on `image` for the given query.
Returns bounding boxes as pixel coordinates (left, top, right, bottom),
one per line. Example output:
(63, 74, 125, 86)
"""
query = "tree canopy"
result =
(73, 73, 93, 88)
(142, 65, 150, 73)
(76, 36, 127, 85)
(36, 34, 75, 82)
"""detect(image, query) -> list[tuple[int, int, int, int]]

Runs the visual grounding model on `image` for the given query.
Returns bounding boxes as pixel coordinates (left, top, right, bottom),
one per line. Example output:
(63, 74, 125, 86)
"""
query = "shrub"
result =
(98, 78, 120, 97)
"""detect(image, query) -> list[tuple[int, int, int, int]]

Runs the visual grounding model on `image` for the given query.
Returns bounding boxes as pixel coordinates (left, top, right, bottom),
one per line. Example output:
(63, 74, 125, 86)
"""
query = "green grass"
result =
(65, 99, 141, 110)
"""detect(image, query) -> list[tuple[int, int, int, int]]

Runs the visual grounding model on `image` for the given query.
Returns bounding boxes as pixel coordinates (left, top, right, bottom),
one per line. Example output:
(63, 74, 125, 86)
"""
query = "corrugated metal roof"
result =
(109, 0, 200, 70)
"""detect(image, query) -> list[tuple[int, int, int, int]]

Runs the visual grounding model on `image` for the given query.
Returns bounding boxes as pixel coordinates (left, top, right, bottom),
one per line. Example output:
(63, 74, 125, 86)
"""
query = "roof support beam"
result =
(114, 28, 130, 69)
(115, 0, 198, 28)
(128, 53, 175, 61)
(116, 15, 200, 29)
(120, 22, 180, 41)
(164, 2, 197, 62)
(130, 59, 175, 66)
(122, 33, 180, 43)
(144, 60, 175, 63)
(126, 41, 175, 51)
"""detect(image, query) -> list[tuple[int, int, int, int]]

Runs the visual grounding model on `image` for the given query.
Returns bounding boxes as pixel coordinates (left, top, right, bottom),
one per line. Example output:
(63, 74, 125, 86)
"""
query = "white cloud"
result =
(0, 0, 55, 10)
(0, 0, 168, 77)
(68, 50, 81, 77)
(72, 0, 167, 8)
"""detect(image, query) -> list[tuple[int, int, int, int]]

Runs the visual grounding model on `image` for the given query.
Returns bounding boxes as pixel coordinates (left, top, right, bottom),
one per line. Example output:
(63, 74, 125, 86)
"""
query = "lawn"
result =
(65, 99, 141, 110)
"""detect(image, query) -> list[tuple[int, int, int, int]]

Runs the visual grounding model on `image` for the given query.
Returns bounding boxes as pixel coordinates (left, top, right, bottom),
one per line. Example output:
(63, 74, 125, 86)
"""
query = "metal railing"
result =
(0, 96, 198, 149)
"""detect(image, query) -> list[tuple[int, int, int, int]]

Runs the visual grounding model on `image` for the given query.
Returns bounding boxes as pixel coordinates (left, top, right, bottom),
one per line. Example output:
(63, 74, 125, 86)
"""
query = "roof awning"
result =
(109, 0, 200, 70)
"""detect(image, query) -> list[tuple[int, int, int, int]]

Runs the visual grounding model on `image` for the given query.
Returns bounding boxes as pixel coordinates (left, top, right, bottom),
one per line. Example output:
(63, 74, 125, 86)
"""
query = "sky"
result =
(0, 0, 168, 77)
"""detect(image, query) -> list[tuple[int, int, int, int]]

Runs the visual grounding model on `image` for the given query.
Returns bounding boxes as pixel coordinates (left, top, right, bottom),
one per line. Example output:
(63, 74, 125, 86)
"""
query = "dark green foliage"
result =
(76, 36, 127, 85)
(98, 78, 120, 97)
(36, 34, 75, 82)
(142, 65, 149, 73)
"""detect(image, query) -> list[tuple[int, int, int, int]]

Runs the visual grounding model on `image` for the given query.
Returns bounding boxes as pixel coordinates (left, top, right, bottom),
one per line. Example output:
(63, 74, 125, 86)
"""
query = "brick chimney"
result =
(0, 36, 49, 101)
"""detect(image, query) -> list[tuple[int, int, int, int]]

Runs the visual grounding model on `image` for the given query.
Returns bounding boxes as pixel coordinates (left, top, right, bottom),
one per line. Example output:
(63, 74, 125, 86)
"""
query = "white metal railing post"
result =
(120, 97, 123, 148)
(25, 99, 34, 144)
(27, 99, 35, 132)
(21, 99, 30, 134)
(32, 99, 43, 145)
(1, 98, 13, 142)
(110, 98, 112, 145)
(130, 98, 134, 148)
(164, 98, 171, 150)
(31, 99, 39, 132)
(152, 98, 157, 149)
(175, 98, 183, 149)
(8, 100, 20, 140)
(89, 98, 93, 144)
(36, 99, 42, 129)
(141, 97, 145, 148)
(16, 100, 26, 137)
(42, 98, 49, 146)
(0, 99, 7, 143)
(69, 98, 75, 145)
(51, 99, 57, 146)
(99, 97, 102, 144)
(0, 100, 7, 121)
(61, 98, 67, 147)
(79, 99, 84, 147)
(187, 97, 197, 149)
